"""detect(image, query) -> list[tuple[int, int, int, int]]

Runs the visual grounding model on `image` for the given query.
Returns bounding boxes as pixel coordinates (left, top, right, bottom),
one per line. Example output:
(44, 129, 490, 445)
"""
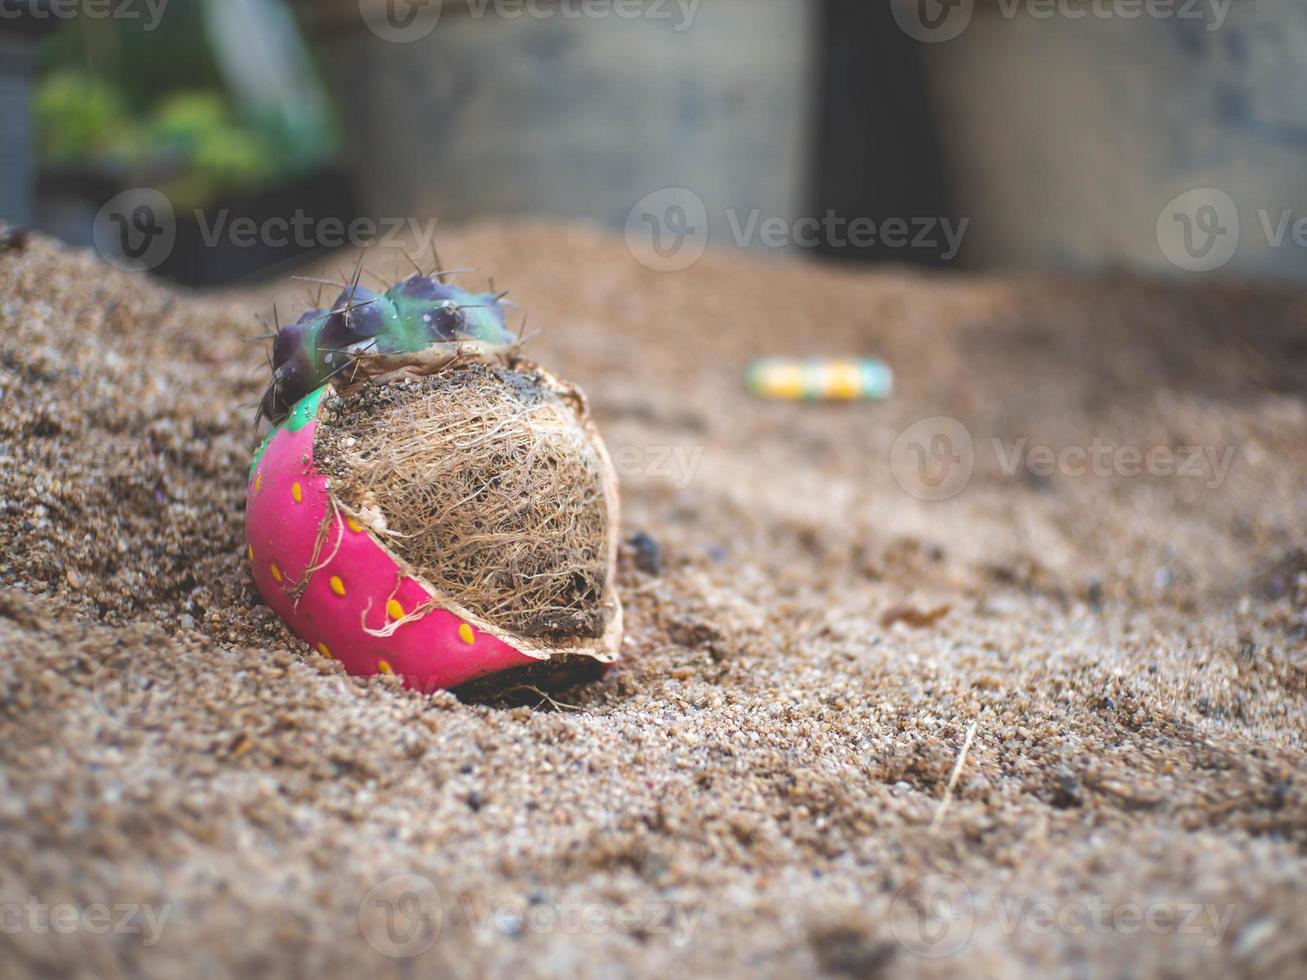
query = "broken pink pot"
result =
(245, 384, 622, 692)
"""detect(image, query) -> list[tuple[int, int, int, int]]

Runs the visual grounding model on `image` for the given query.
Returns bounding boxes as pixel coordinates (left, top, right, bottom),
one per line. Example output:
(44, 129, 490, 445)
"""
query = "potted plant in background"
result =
(31, 0, 357, 286)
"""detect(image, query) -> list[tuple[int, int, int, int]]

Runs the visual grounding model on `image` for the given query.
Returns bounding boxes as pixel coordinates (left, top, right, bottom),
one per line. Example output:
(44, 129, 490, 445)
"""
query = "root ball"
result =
(314, 364, 615, 641)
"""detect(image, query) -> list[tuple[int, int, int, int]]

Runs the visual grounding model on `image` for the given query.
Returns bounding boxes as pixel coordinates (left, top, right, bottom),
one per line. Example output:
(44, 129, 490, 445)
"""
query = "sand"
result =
(0, 224, 1304, 979)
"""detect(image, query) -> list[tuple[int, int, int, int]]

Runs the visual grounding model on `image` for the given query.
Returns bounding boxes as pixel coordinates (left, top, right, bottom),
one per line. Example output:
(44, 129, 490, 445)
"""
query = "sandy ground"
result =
(1, 224, 1305, 979)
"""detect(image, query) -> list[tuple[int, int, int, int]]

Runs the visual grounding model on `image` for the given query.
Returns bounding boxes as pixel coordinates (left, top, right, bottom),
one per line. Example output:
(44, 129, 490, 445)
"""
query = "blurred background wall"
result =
(917, 0, 1307, 281)
(4, 0, 1307, 285)
(305, 0, 815, 245)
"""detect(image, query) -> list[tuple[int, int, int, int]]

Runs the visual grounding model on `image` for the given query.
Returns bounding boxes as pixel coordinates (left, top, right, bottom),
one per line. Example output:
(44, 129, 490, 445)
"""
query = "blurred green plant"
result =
(146, 92, 276, 209)
(34, 0, 337, 212)
(35, 73, 289, 209)
(33, 71, 129, 162)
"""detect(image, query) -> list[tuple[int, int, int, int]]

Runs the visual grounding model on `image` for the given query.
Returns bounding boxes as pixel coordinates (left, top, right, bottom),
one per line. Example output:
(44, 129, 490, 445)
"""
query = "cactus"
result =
(246, 261, 623, 692)
(258, 268, 517, 424)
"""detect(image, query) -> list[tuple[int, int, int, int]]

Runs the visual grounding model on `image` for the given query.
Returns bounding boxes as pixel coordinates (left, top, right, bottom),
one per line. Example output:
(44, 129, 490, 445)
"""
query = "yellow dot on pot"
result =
(387, 599, 405, 621)
(378, 660, 394, 675)
(329, 575, 346, 596)
(317, 642, 333, 660)
(270, 563, 283, 583)
(347, 518, 364, 533)
(291, 482, 303, 503)
(255, 472, 263, 492)
(246, 544, 254, 562)
(458, 623, 475, 646)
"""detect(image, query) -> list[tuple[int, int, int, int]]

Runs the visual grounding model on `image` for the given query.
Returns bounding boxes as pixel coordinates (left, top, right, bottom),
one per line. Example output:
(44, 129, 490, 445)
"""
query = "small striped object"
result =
(746, 357, 894, 401)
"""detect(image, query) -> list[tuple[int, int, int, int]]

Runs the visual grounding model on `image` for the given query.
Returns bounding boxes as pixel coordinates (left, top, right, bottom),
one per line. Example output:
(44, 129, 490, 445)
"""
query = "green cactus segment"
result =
(430, 285, 515, 346)
(249, 385, 328, 477)
(260, 273, 516, 425)
(373, 292, 428, 355)
(385, 278, 516, 348)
